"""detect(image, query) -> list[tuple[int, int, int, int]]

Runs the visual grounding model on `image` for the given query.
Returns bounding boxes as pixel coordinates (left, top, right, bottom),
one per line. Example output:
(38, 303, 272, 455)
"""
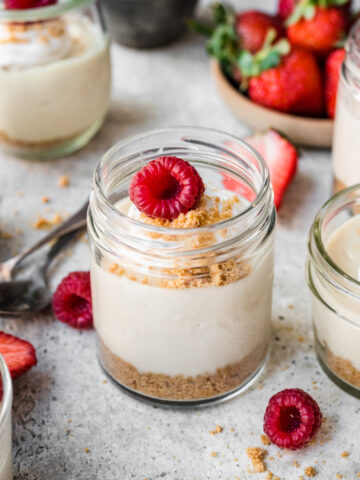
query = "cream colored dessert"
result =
(92, 186, 274, 400)
(312, 215, 360, 386)
(332, 78, 360, 193)
(0, 14, 110, 148)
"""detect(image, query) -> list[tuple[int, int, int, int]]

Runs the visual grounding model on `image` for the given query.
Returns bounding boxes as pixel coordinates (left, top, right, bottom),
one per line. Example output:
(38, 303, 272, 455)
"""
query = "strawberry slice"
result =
(245, 130, 298, 209)
(0, 332, 37, 379)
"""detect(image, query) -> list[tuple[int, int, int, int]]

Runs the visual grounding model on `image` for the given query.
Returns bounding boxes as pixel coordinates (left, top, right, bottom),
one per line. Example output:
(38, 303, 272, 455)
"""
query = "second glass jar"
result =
(88, 127, 276, 406)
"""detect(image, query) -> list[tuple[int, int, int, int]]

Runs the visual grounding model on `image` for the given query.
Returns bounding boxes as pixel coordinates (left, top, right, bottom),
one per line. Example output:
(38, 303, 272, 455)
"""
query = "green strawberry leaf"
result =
(285, 0, 348, 26)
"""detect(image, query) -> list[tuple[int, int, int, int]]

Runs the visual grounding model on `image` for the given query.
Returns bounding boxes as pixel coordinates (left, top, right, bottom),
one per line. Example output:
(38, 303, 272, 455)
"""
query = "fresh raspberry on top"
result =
(129, 156, 205, 220)
(52, 271, 93, 329)
(264, 388, 322, 450)
(4, 0, 56, 9)
(0, 331, 37, 379)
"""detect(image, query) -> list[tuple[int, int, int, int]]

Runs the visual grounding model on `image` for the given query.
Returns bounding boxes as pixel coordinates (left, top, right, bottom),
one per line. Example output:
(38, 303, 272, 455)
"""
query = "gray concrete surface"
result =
(0, 0, 359, 478)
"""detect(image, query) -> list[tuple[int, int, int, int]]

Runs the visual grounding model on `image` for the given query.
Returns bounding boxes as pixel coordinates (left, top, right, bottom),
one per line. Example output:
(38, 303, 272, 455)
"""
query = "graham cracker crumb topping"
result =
(246, 447, 267, 473)
(304, 466, 316, 477)
(140, 194, 239, 228)
(209, 425, 223, 435)
(260, 434, 271, 446)
(58, 175, 70, 188)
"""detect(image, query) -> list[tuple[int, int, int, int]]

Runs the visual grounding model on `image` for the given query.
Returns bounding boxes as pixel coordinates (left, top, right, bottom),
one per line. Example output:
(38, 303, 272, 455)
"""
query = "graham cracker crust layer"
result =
(327, 349, 360, 388)
(0, 127, 87, 150)
(99, 339, 267, 401)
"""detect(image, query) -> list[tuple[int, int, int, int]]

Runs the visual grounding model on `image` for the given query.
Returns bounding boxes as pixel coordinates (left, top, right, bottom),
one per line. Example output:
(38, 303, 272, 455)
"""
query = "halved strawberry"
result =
(245, 130, 298, 209)
(0, 331, 37, 379)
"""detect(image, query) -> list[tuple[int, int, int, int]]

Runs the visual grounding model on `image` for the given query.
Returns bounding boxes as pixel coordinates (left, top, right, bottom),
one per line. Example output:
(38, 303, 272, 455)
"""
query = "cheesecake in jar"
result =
(0, 0, 111, 160)
(0, 355, 12, 480)
(307, 185, 360, 397)
(88, 127, 276, 406)
(332, 19, 360, 193)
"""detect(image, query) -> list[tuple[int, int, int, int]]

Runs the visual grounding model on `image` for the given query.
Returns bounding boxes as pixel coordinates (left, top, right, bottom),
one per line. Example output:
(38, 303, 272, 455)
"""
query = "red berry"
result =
(264, 388, 322, 450)
(129, 156, 205, 220)
(235, 10, 285, 54)
(0, 331, 37, 379)
(4, 0, 56, 9)
(245, 129, 298, 210)
(286, 6, 349, 57)
(52, 271, 93, 329)
(325, 48, 345, 118)
(278, 0, 297, 20)
(248, 48, 324, 116)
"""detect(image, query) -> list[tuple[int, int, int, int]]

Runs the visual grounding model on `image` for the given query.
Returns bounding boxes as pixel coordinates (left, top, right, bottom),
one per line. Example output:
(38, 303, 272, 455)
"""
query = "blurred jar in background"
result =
(101, 0, 198, 48)
(333, 18, 360, 193)
(0, 0, 111, 160)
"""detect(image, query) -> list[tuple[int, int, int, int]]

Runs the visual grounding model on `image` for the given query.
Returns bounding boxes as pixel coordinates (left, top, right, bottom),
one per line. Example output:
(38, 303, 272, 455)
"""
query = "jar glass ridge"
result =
(0, 355, 13, 480)
(88, 127, 276, 407)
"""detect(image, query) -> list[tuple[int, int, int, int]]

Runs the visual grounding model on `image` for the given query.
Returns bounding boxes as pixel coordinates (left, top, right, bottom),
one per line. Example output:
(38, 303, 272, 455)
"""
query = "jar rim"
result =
(0, 0, 93, 22)
(310, 184, 360, 288)
(93, 126, 272, 236)
(0, 354, 12, 430)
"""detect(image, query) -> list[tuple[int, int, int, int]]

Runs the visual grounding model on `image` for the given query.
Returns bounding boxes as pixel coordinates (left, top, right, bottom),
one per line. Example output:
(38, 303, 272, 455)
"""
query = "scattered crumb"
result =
(266, 472, 280, 480)
(84, 447, 90, 453)
(102, 379, 108, 384)
(357, 473, 360, 478)
(147, 427, 151, 431)
(294, 461, 300, 468)
(211, 452, 217, 457)
(209, 425, 223, 435)
(298, 335, 305, 342)
(258, 384, 263, 390)
(336, 475, 343, 479)
(42, 196, 50, 203)
(304, 466, 316, 477)
(15, 228, 23, 235)
(33, 213, 63, 230)
(1, 231, 12, 239)
(268, 457, 274, 461)
(246, 447, 267, 473)
(260, 435, 271, 446)
(299, 477, 304, 480)
(234, 458, 238, 462)
(16, 191, 23, 197)
(288, 304, 294, 309)
(58, 175, 70, 188)
(68, 419, 72, 423)
(230, 428, 235, 432)
(341, 451, 349, 458)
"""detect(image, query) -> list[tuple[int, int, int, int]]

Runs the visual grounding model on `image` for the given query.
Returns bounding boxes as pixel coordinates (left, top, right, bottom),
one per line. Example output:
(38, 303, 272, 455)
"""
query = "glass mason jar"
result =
(0, 0, 111, 160)
(0, 355, 12, 480)
(88, 127, 276, 407)
(307, 185, 360, 398)
(332, 18, 360, 193)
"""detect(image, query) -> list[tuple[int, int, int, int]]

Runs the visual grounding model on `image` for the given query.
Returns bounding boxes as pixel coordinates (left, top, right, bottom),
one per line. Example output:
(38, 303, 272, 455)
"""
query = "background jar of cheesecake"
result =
(0, 0, 111, 160)
(332, 18, 360, 193)
(0, 355, 13, 480)
(307, 185, 360, 398)
(88, 127, 276, 407)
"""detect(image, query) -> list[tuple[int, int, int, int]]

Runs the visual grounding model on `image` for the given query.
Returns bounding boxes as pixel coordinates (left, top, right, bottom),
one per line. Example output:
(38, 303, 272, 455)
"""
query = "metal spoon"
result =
(0, 200, 88, 281)
(0, 227, 85, 315)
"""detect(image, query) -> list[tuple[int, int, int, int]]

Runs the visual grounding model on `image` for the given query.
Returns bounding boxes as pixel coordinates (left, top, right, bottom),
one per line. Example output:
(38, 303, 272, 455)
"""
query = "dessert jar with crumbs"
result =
(88, 127, 276, 406)
(307, 185, 360, 397)
(0, 0, 111, 160)
(0, 355, 12, 480)
(332, 19, 360, 192)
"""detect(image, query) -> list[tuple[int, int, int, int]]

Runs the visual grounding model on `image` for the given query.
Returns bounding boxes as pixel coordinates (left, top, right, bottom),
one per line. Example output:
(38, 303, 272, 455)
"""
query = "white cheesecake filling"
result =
(312, 215, 360, 369)
(92, 187, 274, 377)
(0, 18, 72, 70)
(333, 80, 360, 187)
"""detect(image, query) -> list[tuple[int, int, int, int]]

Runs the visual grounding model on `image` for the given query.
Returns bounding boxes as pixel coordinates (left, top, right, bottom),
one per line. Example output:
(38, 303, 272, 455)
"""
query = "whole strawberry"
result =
(235, 10, 285, 53)
(285, 0, 350, 56)
(248, 48, 324, 116)
(278, 0, 298, 20)
(325, 48, 346, 118)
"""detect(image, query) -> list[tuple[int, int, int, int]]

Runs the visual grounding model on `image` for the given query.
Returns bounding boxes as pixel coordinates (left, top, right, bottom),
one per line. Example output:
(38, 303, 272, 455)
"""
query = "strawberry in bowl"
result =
(190, 1, 351, 146)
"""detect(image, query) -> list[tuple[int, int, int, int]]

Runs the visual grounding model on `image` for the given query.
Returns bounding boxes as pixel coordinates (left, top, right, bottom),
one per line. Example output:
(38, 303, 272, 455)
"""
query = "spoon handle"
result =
(39, 226, 86, 277)
(9, 200, 89, 276)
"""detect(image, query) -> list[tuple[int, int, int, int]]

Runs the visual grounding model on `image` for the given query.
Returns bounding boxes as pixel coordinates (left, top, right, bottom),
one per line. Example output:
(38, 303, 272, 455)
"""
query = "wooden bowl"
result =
(210, 60, 333, 148)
